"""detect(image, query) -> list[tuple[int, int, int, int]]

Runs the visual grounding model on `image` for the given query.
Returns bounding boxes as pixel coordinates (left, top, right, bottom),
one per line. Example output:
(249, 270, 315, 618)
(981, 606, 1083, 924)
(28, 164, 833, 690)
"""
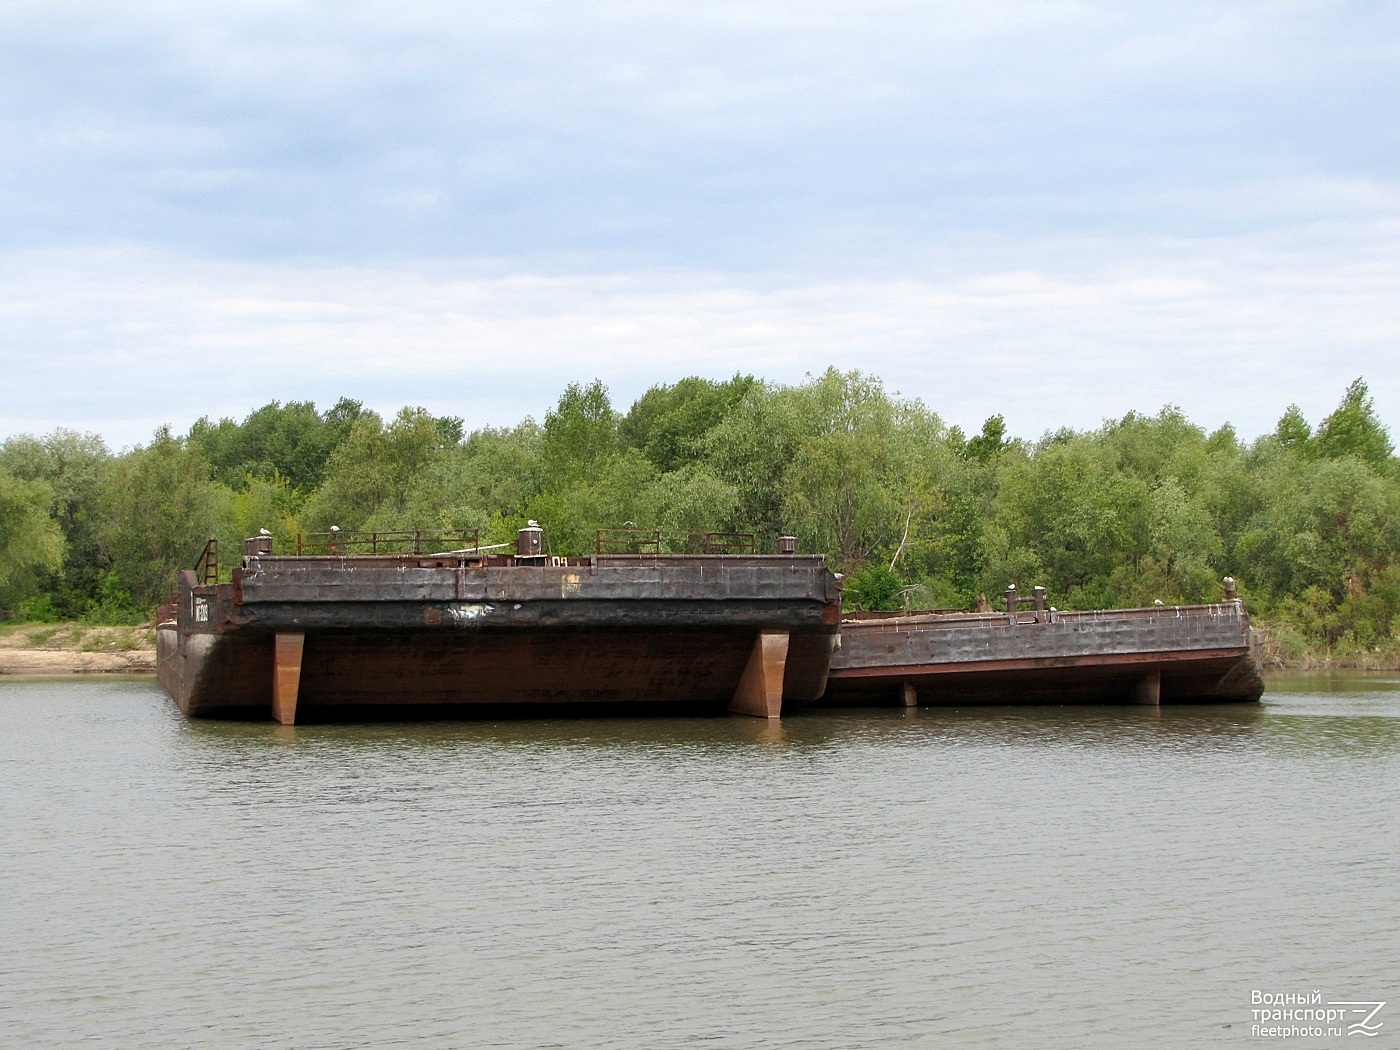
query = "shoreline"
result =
(0, 625, 157, 677)
(2, 622, 1397, 679)
(0, 651, 157, 676)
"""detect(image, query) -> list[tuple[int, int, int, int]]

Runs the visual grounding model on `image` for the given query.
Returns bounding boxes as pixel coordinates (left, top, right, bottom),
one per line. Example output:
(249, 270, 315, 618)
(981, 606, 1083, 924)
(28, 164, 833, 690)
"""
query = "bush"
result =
(8, 594, 62, 623)
(79, 571, 147, 626)
(844, 564, 903, 611)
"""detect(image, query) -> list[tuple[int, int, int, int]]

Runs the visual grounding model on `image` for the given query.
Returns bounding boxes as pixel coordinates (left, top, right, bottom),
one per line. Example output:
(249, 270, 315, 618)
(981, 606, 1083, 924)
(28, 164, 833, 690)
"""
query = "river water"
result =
(2, 675, 1397, 1049)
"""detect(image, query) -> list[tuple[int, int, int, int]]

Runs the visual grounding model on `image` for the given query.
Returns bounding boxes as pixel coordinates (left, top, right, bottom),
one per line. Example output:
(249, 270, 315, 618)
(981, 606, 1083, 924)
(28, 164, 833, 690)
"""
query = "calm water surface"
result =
(3, 675, 1398, 1048)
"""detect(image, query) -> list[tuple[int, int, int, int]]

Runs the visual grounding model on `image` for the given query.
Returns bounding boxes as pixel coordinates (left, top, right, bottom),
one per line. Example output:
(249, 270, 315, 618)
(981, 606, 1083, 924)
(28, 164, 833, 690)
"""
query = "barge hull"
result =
(822, 604, 1263, 706)
(158, 625, 836, 718)
(158, 553, 842, 720)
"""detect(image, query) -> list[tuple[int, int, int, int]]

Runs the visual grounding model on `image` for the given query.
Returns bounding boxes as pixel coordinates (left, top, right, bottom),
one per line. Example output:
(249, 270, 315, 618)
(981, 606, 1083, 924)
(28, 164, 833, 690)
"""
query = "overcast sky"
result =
(2, 0, 1397, 449)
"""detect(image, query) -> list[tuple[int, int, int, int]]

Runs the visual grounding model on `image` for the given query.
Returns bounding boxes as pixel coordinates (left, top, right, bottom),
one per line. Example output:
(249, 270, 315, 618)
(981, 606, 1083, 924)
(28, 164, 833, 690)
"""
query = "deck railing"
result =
(842, 601, 1246, 629)
(296, 528, 483, 556)
(594, 529, 756, 555)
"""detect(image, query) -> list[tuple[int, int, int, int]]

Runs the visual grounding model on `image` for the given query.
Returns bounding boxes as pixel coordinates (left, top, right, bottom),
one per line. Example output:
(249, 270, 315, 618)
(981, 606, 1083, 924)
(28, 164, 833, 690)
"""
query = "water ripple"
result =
(2, 678, 1397, 1048)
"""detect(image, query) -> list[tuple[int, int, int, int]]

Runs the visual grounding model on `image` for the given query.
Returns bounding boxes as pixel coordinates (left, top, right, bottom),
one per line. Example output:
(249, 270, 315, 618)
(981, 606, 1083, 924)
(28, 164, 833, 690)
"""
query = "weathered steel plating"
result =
(824, 592, 1263, 707)
(156, 529, 1263, 722)
(157, 527, 843, 722)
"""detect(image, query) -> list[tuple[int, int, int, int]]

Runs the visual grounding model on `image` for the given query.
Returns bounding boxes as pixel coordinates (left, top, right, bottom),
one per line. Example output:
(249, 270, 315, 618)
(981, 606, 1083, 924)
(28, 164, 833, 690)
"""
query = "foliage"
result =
(1313, 378, 1394, 466)
(97, 427, 233, 607)
(706, 368, 944, 563)
(189, 398, 368, 492)
(0, 429, 110, 616)
(963, 414, 1008, 463)
(301, 407, 461, 532)
(843, 564, 903, 611)
(2, 376, 1396, 664)
(620, 374, 757, 473)
(540, 380, 618, 482)
(0, 468, 65, 610)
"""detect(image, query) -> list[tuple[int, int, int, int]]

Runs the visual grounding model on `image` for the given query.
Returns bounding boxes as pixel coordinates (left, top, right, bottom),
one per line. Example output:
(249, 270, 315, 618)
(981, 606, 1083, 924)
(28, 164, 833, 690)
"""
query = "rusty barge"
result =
(825, 596, 1262, 708)
(158, 528, 842, 723)
(157, 529, 1263, 722)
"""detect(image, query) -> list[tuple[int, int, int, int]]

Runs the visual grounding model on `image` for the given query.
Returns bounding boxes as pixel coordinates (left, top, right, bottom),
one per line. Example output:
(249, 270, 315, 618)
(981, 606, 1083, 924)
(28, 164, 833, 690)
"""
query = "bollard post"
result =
(1032, 585, 1047, 622)
(1005, 584, 1018, 625)
(517, 526, 543, 557)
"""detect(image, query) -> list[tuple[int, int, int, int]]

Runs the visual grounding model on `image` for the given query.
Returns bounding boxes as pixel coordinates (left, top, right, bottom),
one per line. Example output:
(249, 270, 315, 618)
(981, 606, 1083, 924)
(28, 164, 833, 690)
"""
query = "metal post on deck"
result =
(1032, 586, 1047, 622)
(1005, 584, 1018, 625)
(518, 525, 543, 558)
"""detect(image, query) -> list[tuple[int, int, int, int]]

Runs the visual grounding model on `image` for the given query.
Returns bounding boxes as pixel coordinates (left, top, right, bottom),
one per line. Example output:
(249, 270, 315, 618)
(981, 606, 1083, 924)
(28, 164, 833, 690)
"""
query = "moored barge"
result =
(157, 528, 843, 723)
(157, 530, 1264, 721)
(823, 584, 1262, 707)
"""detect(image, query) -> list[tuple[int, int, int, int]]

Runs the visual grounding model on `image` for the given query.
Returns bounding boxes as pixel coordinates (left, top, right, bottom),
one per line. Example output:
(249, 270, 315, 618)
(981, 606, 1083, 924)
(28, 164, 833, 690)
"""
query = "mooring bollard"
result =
(1032, 585, 1047, 621)
(1005, 583, 1018, 624)
(517, 525, 543, 557)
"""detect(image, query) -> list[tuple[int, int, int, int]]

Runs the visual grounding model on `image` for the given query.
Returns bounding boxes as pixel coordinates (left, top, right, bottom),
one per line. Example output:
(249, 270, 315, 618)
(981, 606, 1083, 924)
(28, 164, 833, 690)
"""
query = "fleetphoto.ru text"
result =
(1251, 990, 1386, 1039)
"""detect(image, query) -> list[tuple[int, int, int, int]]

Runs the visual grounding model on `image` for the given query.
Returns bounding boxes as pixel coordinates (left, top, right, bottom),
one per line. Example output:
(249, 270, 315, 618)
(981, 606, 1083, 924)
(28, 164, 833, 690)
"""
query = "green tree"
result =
(1314, 378, 1393, 466)
(707, 369, 943, 565)
(99, 427, 233, 607)
(964, 414, 1008, 463)
(540, 380, 618, 482)
(525, 449, 657, 555)
(397, 423, 543, 542)
(189, 397, 369, 492)
(0, 469, 64, 610)
(620, 374, 756, 473)
(996, 434, 1152, 607)
(1273, 404, 1312, 453)
(0, 429, 112, 616)
(302, 408, 453, 531)
(844, 564, 903, 611)
(1144, 476, 1224, 602)
(636, 463, 742, 534)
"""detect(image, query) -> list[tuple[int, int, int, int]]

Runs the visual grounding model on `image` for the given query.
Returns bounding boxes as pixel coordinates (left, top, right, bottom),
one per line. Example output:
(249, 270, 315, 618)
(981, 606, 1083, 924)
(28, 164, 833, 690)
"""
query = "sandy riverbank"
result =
(0, 625, 157, 676)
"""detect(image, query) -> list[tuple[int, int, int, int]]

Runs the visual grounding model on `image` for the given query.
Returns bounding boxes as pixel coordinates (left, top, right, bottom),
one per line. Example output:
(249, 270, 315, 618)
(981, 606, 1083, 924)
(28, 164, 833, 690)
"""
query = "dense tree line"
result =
(1, 371, 1396, 661)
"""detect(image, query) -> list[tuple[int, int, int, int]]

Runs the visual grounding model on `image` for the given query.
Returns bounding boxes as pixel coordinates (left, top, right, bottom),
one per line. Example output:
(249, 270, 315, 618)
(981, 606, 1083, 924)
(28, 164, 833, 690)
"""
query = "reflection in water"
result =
(2, 675, 1397, 1049)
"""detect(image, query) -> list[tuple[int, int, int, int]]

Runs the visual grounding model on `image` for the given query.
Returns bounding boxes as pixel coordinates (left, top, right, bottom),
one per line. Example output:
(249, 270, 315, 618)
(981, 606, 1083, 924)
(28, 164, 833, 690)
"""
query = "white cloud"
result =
(3, 218, 1396, 448)
(1, 1, 1397, 448)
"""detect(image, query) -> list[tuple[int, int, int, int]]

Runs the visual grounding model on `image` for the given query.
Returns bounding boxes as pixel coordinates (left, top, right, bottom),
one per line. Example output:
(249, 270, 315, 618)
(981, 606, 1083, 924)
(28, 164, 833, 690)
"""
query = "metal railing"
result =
(594, 529, 756, 555)
(296, 528, 483, 556)
(843, 601, 1246, 629)
(195, 539, 219, 585)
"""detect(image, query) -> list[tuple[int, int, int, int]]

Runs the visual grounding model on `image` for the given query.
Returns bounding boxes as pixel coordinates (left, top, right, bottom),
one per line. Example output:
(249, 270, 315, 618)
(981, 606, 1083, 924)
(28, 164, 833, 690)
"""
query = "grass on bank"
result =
(0, 623, 156, 652)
